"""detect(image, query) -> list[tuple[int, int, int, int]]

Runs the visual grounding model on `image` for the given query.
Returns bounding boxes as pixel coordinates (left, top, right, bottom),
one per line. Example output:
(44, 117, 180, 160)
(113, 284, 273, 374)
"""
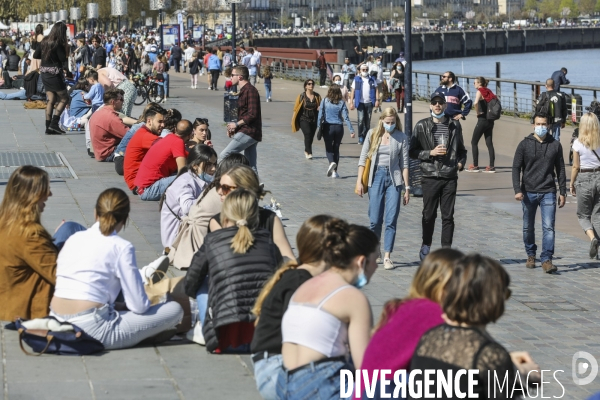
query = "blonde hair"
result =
(221, 189, 259, 254)
(95, 188, 130, 236)
(578, 112, 600, 150)
(366, 107, 403, 158)
(252, 215, 335, 318)
(0, 166, 52, 240)
(224, 164, 269, 200)
(262, 65, 271, 76)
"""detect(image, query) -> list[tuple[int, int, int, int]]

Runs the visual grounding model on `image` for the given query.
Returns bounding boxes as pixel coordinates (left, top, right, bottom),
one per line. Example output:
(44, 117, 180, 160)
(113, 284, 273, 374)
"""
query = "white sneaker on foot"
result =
(186, 321, 206, 345)
(384, 258, 395, 270)
(327, 162, 337, 177)
(419, 245, 431, 261)
(140, 255, 170, 284)
(376, 251, 382, 264)
(332, 171, 340, 178)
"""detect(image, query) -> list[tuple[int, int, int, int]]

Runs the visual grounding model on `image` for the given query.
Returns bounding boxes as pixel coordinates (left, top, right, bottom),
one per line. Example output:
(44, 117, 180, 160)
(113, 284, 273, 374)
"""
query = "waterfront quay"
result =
(1, 72, 600, 399)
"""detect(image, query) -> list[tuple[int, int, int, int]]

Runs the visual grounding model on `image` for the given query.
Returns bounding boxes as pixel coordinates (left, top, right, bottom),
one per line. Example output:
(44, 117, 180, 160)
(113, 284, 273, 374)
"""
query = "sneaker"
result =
(305, 152, 312, 160)
(327, 162, 337, 177)
(419, 245, 430, 261)
(186, 321, 206, 345)
(466, 165, 480, 173)
(332, 171, 340, 178)
(542, 260, 557, 273)
(358, 137, 364, 145)
(376, 251, 382, 264)
(140, 255, 170, 284)
(208, 87, 212, 90)
(384, 258, 395, 270)
(526, 255, 536, 269)
(373, 109, 378, 114)
(482, 166, 496, 173)
(590, 237, 598, 259)
(190, 85, 194, 88)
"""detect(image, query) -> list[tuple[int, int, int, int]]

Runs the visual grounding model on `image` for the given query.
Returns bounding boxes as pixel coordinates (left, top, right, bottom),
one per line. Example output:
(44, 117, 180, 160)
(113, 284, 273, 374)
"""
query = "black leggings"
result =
(210, 70, 220, 89)
(471, 118, 495, 167)
(46, 90, 69, 121)
(323, 123, 344, 169)
(319, 69, 327, 86)
(299, 119, 317, 155)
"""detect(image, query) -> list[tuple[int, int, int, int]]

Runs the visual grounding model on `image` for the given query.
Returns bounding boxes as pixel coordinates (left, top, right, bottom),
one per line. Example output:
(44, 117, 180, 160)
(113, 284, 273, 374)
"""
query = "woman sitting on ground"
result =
(160, 108, 183, 137)
(250, 215, 335, 400)
(60, 79, 92, 131)
(187, 117, 212, 149)
(209, 164, 295, 261)
(276, 221, 379, 399)
(160, 144, 218, 251)
(50, 188, 183, 350)
(184, 189, 282, 352)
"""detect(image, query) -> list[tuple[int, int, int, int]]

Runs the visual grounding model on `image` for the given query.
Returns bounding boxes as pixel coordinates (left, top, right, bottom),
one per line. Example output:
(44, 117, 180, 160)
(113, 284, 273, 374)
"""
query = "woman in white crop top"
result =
(570, 112, 600, 259)
(50, 188, 183, 350)
(277, 222, 379, 400)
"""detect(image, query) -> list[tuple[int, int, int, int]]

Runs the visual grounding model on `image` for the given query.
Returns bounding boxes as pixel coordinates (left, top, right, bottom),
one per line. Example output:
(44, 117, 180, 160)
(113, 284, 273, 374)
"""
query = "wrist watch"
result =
(405, 186, 412, 190)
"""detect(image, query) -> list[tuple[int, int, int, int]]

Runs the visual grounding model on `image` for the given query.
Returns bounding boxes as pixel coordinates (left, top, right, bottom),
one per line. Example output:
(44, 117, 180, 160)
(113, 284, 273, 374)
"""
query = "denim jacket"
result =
(316, 98, 354, 133)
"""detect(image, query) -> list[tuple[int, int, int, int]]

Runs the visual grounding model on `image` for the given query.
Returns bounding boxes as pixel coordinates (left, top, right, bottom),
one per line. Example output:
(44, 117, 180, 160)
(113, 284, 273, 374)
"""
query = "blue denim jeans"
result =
(0, 89, 27, 100)
(195, 278, 209, 326)
(264, 83, 272, 99)
(115, 123, 144, 155)
(551, 122, 561, 141)
(522, 191, 556, 262)
(219, 131, 259, 175)
(368, 166, 401, 253)
(357, 102, 374, 139)
(52, 221, 87, 251)
(140, 175, 177, 201)
(276, 359, 352, 400)
(252, 353, 283, 400)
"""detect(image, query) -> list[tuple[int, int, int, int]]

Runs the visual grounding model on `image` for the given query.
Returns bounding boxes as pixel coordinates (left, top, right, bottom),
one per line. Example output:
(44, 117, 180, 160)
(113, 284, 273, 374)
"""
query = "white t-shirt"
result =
(573, 139, 600, 169)
(351, 76, 373, 103)
(184, 47, 195, 61)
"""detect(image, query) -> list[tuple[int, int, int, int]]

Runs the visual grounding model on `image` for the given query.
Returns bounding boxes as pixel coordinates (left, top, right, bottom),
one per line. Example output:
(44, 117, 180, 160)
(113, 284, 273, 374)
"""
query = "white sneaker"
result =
(190, 85, 194, 88)
(140, 255, 169, 284)
(186, 321, 206, 346)
(419, 245, 431, 261)
(327, 162, 337, 177)
(332, 171, 340, 178)
(384, 258, 395, 270)
(376, 251, 382, 264)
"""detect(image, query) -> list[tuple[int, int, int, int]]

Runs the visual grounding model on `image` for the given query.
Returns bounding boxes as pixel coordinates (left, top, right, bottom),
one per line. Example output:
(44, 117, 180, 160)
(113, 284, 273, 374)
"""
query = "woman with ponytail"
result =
(49, 188, 183, 350)
(184, 189, 282, 353)
(250, 215, 335, 400)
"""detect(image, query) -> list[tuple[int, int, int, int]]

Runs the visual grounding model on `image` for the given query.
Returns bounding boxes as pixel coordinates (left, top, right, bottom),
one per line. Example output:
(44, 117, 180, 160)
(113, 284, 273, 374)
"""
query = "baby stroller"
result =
(570, 101, 600, 165)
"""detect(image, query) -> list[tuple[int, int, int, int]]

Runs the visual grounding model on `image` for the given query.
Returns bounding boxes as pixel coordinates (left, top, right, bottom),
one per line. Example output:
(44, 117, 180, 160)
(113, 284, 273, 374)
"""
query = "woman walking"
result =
(35, 22, 70, 135)
(188, 51, 200, 89)
(570, 112, 600, 258)
(355, 107, 410, 270)
(389, 61, 405, 112)
(291, 79, 321, 160)
(316, 85, 355, 178)
(467, 77, 497, 173)
(263, 65, 273, 102)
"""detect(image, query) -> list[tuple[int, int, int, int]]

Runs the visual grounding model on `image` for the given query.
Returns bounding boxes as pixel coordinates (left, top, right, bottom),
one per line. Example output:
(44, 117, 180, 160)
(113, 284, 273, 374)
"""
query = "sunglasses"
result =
(218, 184, 238, 195)
(306, 82, 314, 86)
(195, 117, 209, 125)
(431, 101, 444, 106)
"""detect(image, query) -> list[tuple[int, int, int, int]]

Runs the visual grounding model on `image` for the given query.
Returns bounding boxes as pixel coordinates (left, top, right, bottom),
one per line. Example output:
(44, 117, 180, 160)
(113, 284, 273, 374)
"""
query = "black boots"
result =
(46, 116, 65, 135)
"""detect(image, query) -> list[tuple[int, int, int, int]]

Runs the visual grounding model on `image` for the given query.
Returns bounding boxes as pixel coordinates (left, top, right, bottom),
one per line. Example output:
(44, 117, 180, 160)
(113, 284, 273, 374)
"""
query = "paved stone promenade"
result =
(1, 72, 599, 399)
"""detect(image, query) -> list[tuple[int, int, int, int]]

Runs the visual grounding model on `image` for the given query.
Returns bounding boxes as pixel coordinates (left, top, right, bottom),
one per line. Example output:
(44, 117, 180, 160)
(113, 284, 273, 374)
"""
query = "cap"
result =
(430, 92, 446, 103)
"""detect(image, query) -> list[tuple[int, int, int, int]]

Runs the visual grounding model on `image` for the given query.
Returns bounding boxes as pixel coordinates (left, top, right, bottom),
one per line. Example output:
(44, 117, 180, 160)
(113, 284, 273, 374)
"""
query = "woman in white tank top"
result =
(277, 222, 379, 400)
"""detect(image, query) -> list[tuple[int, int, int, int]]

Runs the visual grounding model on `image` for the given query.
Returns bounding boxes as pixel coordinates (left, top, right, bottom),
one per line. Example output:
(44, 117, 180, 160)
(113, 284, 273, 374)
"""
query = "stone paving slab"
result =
(0, 73, 599, 399)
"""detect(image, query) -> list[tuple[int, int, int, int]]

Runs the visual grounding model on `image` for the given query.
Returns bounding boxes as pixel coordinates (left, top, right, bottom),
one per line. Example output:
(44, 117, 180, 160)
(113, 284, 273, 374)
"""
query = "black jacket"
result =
(184, 227, 282, 352)
(170, 45, 183, 59)
(512, 133, 567, 196)
(92, 46, 107, 68)
(7, 54, 20, 71)
(409, 117, 467, 179)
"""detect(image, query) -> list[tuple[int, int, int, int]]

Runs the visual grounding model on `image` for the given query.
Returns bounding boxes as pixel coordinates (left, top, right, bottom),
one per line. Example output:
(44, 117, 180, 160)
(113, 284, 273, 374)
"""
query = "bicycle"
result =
(131, 73, 165, 104)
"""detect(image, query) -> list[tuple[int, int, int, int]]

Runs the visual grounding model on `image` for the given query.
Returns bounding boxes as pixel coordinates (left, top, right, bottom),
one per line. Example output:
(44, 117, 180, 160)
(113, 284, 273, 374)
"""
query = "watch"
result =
(405, 186, 412, 190)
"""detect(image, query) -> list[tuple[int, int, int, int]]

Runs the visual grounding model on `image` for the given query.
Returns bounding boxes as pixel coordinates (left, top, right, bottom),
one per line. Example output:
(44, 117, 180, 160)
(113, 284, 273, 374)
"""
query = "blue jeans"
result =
(368, 166, 402, 253)
(264, 83, 272, 99)
(0, 89, 27, 100)
(115, 122, 144, 155)
(219, 131, 259, 175)
(522, 192, 556, 262)
(140, 175, 177, 201)
(52, 221, 87, 251)
(357, 102, 374, 139)
(276, 359, 352, 400)
(253, 353, 283, 400)
(551, 122, 561, 141)
(195, 278, 209, 326)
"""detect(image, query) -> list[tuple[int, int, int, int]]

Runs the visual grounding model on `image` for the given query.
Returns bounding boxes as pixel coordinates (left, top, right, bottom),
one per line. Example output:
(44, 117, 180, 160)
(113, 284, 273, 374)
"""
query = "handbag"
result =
(15, 316, 104, 356)
(144, 272, 192, 334)
(355, 155, 372, 195)
(316, 98, 327, 141)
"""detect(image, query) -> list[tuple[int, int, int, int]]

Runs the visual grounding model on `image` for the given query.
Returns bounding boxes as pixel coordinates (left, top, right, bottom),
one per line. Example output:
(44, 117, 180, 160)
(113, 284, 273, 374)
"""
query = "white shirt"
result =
(184, 47, 195, 61)
(54, 222, 151, 314)
(352, 76, 373, 103)
(573, 139, 600, 169)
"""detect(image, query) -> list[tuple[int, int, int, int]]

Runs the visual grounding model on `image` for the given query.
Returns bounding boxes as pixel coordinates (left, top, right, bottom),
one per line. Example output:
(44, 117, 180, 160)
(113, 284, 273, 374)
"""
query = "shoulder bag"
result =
(316, 98, 327, 141)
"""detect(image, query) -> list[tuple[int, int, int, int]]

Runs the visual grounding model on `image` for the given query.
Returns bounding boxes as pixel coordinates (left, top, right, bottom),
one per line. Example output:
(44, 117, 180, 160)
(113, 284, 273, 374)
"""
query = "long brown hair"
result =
(0, 166, 51, 240)
(366, 107, 404, 158)
(95, 188, 130, 236)
(326, 85, 343, 105)
(252, 215, 335, 318)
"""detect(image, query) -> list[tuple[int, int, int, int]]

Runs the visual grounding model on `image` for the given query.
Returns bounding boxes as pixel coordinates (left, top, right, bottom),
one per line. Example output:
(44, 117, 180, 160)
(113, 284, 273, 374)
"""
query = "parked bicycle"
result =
(131, 73, 165, 105)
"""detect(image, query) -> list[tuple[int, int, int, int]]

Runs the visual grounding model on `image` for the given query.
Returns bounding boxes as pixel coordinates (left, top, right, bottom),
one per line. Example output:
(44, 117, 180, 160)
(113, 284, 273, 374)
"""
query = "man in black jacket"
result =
(535, 78, 568, 141)
(91, 35, 107, 69)
(170, 41, 183, 73)
(512, 113, 566, 273)
(410, 92, 467, 260)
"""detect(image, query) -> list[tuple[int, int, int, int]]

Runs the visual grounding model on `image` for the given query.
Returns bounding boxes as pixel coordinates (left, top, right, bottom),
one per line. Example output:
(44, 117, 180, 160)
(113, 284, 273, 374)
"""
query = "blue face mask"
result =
(353, 270, 368, 289)
(431, 110, 445, 119)
(199, 172, 214, 183)
(534, 126, 548, 138)
(383, 123, 396, 132)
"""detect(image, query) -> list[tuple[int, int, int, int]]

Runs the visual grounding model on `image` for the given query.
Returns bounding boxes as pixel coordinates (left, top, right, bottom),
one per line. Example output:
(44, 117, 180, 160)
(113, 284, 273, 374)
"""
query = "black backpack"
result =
(486, 98, 502, 120)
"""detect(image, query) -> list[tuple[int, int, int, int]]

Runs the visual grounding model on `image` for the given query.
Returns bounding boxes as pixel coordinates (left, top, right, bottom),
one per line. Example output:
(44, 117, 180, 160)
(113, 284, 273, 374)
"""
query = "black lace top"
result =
(410, 324, 518, 399)
(300, 95, 318, 122)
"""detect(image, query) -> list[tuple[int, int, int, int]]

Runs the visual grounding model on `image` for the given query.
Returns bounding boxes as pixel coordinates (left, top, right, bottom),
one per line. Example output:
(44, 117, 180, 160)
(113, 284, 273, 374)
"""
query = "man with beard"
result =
(435, 71, 472, 122)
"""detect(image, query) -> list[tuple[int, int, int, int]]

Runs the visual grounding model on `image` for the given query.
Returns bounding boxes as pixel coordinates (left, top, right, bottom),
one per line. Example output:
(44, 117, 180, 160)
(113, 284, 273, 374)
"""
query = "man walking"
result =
(170, 41, 183, 73)
(512, 113, 567, 273)
(220, 65, 262, 174)
(551, 67, 570, 91)
(535, 78, 568, 141)
(436, 71, 472, 121)
(409, 92, 467, 260)
(317, 51, 327, 88)
(350, 63, 380, 145)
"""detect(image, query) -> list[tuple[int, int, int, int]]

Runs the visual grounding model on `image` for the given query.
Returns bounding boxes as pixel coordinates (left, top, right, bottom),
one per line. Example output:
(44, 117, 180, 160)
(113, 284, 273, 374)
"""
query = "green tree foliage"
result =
(579, 0, 597, 15)
(524, 0, 539, 11)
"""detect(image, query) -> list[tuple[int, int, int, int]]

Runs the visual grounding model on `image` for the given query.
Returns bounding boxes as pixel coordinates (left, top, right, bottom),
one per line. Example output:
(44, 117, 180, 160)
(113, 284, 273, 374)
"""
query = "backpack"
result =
(535, 92, 555, 119)
(486, 98, 502, 120)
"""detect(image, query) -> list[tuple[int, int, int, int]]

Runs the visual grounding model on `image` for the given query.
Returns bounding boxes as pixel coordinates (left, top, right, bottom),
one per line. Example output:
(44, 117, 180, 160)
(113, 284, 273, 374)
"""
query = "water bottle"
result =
(189, 298, 198, 327)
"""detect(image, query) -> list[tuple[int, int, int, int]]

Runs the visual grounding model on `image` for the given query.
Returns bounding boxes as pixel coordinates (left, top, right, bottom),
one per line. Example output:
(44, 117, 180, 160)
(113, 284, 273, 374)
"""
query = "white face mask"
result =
(361, 71, 369, 77)
(334, 80, 341, 85)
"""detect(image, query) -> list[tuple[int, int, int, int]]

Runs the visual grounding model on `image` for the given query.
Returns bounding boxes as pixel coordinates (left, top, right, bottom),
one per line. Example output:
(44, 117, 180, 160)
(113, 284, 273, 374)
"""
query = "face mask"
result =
(384, 123, 396, 132)
(353, 269, 368, 289)
(199, 172, 214, 183)
(334, 80, 341, 85)
(396, 67, 402, 71)
(431, 110, 445, 119)
(535, 126, 548, 137)
(377, 61, 381, 65)
(110, 53, 114, 57)
(361, 71, 368, 77)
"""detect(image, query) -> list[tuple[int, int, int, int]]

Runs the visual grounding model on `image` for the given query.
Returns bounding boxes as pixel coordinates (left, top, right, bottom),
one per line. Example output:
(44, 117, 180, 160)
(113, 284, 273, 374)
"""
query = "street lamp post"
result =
(362, 12, 368, 29)
(328, 12, 334, 27)
(141, 8, 146, 29)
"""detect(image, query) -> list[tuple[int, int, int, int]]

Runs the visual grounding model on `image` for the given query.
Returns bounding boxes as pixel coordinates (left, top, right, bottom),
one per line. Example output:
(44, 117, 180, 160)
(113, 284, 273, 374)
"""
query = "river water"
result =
(412, 49, 600, 112)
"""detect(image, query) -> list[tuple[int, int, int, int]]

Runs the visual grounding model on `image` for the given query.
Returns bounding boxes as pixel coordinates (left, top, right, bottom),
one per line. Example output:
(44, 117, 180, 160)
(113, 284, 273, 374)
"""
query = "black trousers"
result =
(319, 69, 327, 86)
(471, 118, 495, 167)
(299, 119, 317, 155)
(322, 123, 344, 169)
(173, 58, 181, 73)
(421, 177, 458, 247)
(210, 70, 220, 89)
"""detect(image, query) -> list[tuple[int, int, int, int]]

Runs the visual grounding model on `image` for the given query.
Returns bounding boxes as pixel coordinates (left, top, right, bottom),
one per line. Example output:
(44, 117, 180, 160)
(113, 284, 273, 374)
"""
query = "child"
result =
(223, 67, 233, 92)
(188, 51, 200, 89)
(84, 70, 104, 112)
(263, 65, 273, 102)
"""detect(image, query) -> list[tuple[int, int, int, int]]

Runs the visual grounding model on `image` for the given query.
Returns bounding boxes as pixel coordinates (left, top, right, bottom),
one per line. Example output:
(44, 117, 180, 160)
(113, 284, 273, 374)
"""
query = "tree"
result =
(339, 13, 352, 24)
(354, 6, 365, 22)
(539, 0, 560, 18)
(559, 0, 579, 17)
(524, 0, 539, 11)
(579, 0, 597, 15)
